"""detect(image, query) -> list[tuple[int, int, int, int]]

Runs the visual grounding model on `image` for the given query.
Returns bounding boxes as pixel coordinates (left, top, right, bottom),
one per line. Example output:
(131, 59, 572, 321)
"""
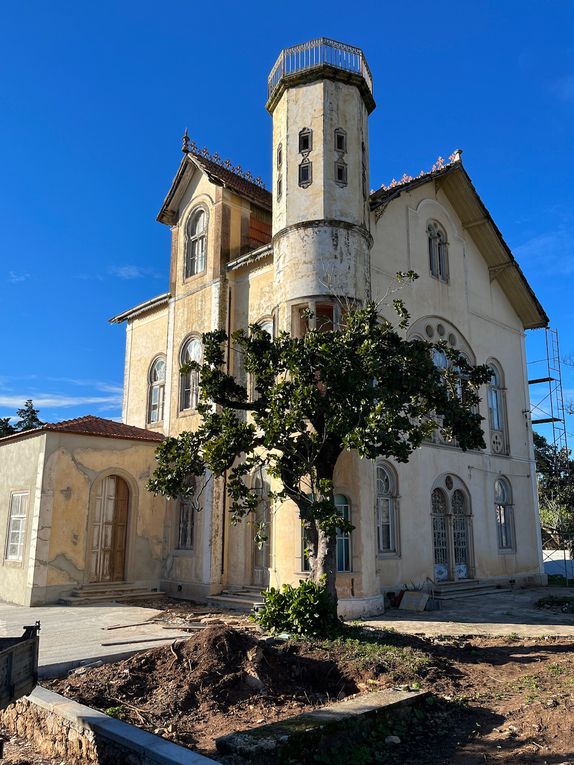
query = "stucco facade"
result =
(0, 38, 548, 613)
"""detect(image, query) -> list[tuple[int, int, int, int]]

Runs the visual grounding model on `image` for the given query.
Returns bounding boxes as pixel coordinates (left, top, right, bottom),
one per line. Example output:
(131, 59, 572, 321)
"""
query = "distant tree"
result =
(0, 418, 16, 437)
(148, 297, 490, 614)
(14, 400, 44, 432)
(533, 431, 574, 537)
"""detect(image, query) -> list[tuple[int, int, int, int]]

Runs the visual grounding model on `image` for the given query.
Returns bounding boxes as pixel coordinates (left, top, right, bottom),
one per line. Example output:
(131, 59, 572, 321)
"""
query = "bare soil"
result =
(45, 623, 574, 764)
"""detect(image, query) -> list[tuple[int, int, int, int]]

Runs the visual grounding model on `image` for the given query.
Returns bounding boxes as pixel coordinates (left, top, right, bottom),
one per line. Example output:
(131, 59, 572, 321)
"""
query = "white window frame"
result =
(335, 494, 352, 573)
(376, 463, 399, 556)
(147, 356, 166, 424)
(185, 208, 207, 279)
(487, 361, 509, 455)
(179, 337, 202, 412)
(495, 477, 514, 551)
(5, 492, 28, 562)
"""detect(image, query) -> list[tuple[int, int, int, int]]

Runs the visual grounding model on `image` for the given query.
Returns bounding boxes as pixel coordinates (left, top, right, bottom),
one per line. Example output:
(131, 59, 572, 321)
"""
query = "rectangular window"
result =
(277, 175, 282, 199)
(335, 161, 348, 186)
(177, 499, 194, 550)
(298, 161, 312, 187)
(376, 496, 395, 553)
(299, 130, 312, 153)
(6, 492, 28, 561)
(335, 131, 347, 152)
(302, 524, 311, 572)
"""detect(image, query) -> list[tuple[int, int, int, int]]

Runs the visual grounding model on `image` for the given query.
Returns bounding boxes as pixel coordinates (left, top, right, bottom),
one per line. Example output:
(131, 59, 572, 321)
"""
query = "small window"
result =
(5, 492, 28, 561)
(495, 478, 514, 550)
(180, 337, 202, 411)
(299, 128, 312, 153)
(334, 161, 348, 186)
(277, 175, 282, 199)
(299, 160, 312, 188)
(376, 464, 397, 554)
(185, 209, 207, 279)
(335, 494, 352, 572)
(293, 302, 337, 337)
(427, 221, 449, 282)
(147, 357, 166, 424)
(335, 128, 347, 153)
(177, 498, 194, 550)
(277, 142, 283, 168)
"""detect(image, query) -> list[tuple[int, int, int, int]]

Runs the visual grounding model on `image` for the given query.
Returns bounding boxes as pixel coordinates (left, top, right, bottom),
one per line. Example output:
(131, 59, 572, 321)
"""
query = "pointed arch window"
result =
(147, 356, 166, 424)
(376, 463, 399, 554)
(427, 221, 449, 282)
(487, 361, 509, 455)
(185, 208, 207, 278)
(180, 337, 202, 412)
(495, 477, 514, 550)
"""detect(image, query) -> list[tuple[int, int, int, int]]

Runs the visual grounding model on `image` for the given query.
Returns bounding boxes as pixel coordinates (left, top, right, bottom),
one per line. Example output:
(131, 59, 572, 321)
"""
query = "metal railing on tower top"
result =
(268, 38, 373, 101)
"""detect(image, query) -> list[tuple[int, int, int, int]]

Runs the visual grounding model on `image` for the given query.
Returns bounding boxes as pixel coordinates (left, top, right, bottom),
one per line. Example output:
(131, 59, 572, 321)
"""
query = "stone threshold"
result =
(216, 687, 428, 761)
(1, 685, 217, 764)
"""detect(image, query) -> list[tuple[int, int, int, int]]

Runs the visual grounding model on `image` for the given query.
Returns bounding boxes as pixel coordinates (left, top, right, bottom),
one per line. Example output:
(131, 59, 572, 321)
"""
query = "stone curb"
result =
(38, 648, 153, 679)
(25, 686, 218, 764)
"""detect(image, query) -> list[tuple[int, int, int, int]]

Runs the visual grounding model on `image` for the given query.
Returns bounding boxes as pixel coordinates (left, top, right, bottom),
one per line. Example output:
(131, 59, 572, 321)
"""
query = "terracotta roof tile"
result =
(0, 416, 164, 444)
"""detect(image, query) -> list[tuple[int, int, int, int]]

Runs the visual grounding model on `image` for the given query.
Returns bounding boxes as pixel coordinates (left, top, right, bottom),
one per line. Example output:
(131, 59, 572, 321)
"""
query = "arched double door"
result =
(88, 475, 129, 583)
(431, 475, 474, 582)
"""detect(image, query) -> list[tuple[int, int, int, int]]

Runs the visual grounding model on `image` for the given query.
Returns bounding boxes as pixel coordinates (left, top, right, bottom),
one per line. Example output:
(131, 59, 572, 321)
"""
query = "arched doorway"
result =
(88, 475, 129, 583)
(431, 475, 473, 582)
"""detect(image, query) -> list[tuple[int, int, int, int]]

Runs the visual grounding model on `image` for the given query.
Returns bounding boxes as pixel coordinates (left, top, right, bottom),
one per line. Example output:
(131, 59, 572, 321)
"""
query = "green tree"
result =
(533, 431, 574, 534)
(148, 299, 490, 610)
(0, 418, 16, 437)
(15, 400, 44, 432)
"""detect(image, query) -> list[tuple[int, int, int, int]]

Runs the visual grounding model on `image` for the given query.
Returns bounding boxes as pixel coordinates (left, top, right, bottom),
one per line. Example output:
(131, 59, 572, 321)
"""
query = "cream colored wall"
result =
(0, 435, 45, 605)
(33, 432, 166, 605)
(123, 308, 169, 431)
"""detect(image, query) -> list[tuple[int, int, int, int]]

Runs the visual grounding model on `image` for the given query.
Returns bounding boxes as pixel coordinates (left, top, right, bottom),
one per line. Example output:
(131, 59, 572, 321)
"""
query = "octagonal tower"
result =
(267, 38, 376, 330)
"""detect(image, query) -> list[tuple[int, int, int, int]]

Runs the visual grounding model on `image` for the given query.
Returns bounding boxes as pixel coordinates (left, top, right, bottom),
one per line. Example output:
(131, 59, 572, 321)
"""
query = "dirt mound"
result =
(49, 626, 357, 752)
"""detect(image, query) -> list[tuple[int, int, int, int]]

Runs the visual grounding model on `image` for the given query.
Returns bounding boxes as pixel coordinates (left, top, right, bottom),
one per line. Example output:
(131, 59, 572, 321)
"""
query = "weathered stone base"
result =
(0, 686, 216, 764)
(337, 594, 385, 619)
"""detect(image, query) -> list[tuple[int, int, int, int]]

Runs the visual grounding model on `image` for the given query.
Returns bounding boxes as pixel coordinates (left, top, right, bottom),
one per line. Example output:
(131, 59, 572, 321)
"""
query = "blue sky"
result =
(1, 1, 573, 443)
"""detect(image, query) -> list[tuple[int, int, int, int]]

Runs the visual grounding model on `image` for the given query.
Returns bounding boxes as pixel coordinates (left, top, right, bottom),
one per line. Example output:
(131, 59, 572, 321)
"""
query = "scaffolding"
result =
(528, 327, 569, 458)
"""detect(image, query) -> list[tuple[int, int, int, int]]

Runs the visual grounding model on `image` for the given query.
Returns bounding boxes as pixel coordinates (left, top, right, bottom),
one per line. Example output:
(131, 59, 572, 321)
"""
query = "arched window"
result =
(495, 477, 514, 550)
(487, 362, 509, 454)
(147, 356, 166, 424)
(335, 494, 352, 572)
(376, 463, 398, 554)
(427, 221, 449, 282)
(185, 209, 207, 278)
(180, 337, 202, 411)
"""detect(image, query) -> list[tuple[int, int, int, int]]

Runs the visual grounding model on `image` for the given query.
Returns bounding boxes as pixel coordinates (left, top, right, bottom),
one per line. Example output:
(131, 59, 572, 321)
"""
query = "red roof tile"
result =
(0, 416, 164, 444)
(189, 151, 272, 210)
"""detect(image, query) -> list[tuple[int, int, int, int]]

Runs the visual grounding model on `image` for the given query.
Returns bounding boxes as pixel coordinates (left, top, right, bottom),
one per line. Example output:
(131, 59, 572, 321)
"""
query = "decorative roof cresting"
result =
(180, 132, 266, 189)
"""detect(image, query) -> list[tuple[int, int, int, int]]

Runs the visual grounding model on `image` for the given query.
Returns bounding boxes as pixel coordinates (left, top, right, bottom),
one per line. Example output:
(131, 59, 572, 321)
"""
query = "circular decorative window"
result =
(448, 333, 457, 347)
(437, 324, 445, 337)
(445, 475, 454, 490)
(491, 432, 504, 454)
(425, 324, 434, 338)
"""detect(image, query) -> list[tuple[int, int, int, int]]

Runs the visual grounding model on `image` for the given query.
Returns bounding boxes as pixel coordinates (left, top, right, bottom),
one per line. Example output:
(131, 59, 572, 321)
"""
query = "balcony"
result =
(266, 38, 375, 113)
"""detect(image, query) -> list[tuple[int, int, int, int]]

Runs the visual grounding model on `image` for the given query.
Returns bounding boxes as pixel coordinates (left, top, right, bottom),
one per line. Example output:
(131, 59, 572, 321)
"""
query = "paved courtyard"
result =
(0, 600, 190, 677)
(363, 586, 574, 637)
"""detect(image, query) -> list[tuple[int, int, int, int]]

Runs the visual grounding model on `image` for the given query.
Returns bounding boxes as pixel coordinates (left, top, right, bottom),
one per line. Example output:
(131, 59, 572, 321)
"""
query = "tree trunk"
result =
(311, 525, 338, 606)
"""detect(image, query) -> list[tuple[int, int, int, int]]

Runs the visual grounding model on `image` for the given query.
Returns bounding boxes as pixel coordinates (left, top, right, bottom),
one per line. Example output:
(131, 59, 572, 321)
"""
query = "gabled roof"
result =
(109, 292, 170, 324)
(370, 158, 548, 330)
(157, 151, 272, 225)
(0, 416, 164, 445)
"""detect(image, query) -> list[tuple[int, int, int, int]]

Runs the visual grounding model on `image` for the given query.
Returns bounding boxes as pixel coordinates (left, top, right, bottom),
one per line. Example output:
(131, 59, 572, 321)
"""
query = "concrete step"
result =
(431, 581, 511, 600)
(59, 586, 163, 606)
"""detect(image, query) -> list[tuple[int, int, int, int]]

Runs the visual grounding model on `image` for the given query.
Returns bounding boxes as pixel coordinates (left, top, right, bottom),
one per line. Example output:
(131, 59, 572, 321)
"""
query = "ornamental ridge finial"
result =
(181, 128, 190, 154)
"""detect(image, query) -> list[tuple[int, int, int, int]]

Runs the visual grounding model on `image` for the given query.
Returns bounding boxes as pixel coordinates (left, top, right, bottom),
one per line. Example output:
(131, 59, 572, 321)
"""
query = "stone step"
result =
(434, 586, 511, 600)
(430, 581, 512, 599)
(205, 593, 265, 613)
(59, 587, 164, 606)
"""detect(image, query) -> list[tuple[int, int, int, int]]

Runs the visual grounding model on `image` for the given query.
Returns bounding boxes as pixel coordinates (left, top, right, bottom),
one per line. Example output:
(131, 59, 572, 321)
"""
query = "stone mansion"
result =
(0, 38, 547, 614)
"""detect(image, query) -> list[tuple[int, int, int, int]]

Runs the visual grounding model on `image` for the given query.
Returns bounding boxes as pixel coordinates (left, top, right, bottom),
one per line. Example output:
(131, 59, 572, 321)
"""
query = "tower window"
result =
(299, 128, 312, 153)
(335, 161, 348, 186)
(277, 142, 282, 169)
(298, 160, 312, 188)
(334, 128, 347, 153)
(277, 175, 282, 199)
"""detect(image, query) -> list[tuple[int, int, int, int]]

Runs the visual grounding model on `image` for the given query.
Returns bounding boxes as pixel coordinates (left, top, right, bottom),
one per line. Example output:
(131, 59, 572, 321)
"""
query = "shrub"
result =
(254, 578, 338, 637)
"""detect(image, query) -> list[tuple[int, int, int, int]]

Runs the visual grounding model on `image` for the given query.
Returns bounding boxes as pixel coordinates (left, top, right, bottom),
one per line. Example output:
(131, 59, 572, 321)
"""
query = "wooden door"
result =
(89, 476, 128, 583)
